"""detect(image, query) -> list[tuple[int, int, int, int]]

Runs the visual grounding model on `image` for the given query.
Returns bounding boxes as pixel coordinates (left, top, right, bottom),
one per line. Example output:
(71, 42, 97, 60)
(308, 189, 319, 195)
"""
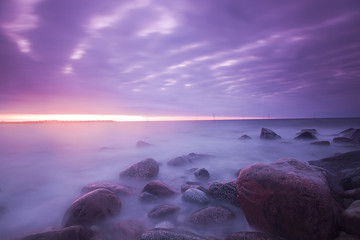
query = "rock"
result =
(167, 153, 213, 166)
(237, 158, 340, 240)
(309, 151, 360, 174)
(109, 219, 145, 240)
(342, 200, 360, 236)
(142, 180, 177, 198)
(136, 140, 152, 148)
(225, 232, 284, 240)
(189, 206, 235, 225)
(207, 181, 239, 207)
(155, 221, 175, 229)
(294, 131, 318, 140)
(297, 129, 318, 135)
(62, 188, 121, 227)
(19, 226, 96, 240)
(81, 182, 134, 196)
(340, 168, 360, 190)
(352, 129, 360, 144)
(181, 182, 206, 193)
(148, 204, 180, 219)
(340, 128, 356, 136)
(344, 188, 360, 199)
(140, 228, 209, 240)
(260, 128, 281, 140)
(194, 168, 210, 180)
(239, 134, 251, 140)
(310, 140, 330, 146)
(334, 137, 354, 143)
(139, 192, 159, 203)
(335, 232, 360, 240)
(120, 158, 159, 180)
(182, 188, 211, 205)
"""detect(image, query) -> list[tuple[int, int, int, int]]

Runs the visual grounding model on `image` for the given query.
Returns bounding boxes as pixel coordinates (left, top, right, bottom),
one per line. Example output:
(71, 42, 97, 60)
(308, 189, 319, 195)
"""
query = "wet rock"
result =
(136, 140, 152, 148)
(344, 188, 360, 199)
(297, 129, 318, 135)
(239, 134, 251, 140)
(207, 181, 239, 207)
(310, 140, 330, 146)
(335, 232, 360, 240)
(109, 219, 145, 240)
(342, 200, 360, 236)
(182, 188, 211, 205)
(62, 188, 121, 227)
(120, 158, 159, 180)
(140, 228, 209, 240)
(225, 232, 284, 240)
(148, 204, 180, 219)
(260, 128, 281, 140)
(81, 182, 134, 196)
(139, 192, 159, 203)
(352, 129, 360, 144)
(294, 131, 318, 140)
(181, 182, 206, 193)
(142, 180, 177, 198)
(189, 206, 235, 225)
(20, 226, 97, 240)
(167, 153, 213, 166)
(309, 150, 360, 174)
(194, 168, 210, 180)
(341, 168, 360, 190)
(340, 128, 356, 136)
(237, 158, 340, 240)
(334, 137, 354, 143)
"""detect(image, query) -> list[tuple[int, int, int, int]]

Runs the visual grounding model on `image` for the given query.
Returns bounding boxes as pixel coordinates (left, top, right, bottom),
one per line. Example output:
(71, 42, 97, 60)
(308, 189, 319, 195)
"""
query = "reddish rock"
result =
(19, 226, 96, 240)
(341, 200, 360, 236)
(225, 232, 284, 240)
(120, 158, 159, 180)
(110, 219, 146, 240)
(81, 182, 134, 196)
(237, 158, 340, 240)
(141, 180, 177, 198)
(147, 204, 180, 219)
(136, 140, 152, 148)
(62, 188, 121, 227)
(260, 128, 281, 140)
(167, 153, 213, 166)
(189, 206, 235, 225)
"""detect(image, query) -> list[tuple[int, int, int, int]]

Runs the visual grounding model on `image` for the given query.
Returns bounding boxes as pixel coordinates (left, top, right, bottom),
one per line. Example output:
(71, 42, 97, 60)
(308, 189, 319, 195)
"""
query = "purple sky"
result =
(1, 0, 360, 118)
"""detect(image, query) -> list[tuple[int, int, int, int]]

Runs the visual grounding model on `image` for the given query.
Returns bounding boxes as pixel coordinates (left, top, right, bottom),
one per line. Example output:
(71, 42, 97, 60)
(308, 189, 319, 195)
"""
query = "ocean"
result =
(0, 118, 359, 239)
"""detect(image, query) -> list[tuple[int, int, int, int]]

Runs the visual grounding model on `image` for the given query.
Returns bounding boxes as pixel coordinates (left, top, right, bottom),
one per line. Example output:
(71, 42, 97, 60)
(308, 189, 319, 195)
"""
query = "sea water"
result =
(0, 118, 360, 239)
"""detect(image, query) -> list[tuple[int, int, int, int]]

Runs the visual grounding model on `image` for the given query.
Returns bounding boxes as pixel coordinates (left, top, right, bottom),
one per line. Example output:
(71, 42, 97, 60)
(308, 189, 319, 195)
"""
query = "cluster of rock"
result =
(15, 132, 360, 240)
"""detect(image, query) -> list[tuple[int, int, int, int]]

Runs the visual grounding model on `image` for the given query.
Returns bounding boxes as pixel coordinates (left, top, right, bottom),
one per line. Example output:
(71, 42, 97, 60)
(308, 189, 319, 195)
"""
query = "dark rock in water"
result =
(335, 232, 360, 240)
(139, 192, 159, 203)
(19, 226, 96, 240)
(140, 228, 209, 240)
(207, 181, 239, 207)
(341, 200, 360, 236)
(181, 182, 206, 193)
(334, 137, 354, 143)
(237, 158, 340, 240)
(295, 131, 318, 140)
(120, 158, 159, 180)
(148, 204, 180, 219)
(239, 134, 251, 140)
(81, 182, 134, 196)
(309, 151, 360, 174)
(340, 167, 360, 190)
(136, 140, 152, 148)
(189, 206, 235, 225)
(182, 188, 211, 205)
(110, 219, 146, 240)
(297, 129, 318, 135)
(352, 129, 360, 144)
(167, 153, 213, 166)
(310, 140, 330, 146)
(142, 180, 177, 198)
(62, 188, 121, 227)
(344, 188, 360, 199)
(225, 232, 284, 240)
(340, 128, 355, 135)
(194, 168, 210, 180)
(260, 128, 281, 140)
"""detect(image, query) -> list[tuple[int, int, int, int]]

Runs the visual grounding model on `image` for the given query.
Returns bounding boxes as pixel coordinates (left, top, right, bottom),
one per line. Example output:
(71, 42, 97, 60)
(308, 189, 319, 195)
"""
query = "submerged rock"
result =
(140, 228, 209, 240)
(334, 137, 354, 143)
(207, 181, 239, 207)
(194, 168, 210, 180)
(142, 180, 177, 198)
(239, 134, 251, 140)
(109, 219, 146, 240)
(260, 128, 281, 140)
(120, 158, 159, 180)
(225, 232, 284, 240)
(81, 182, 134, 196)
(342, 200, 360, 236)
(62, 188, 121, 227)
(136, 140, 152, 148)
(310, 140, 330, 146)
(19, 226, 96, 240)
(352, 130, 360, 144)
(294, 131, 318, 140)
(182, 188, 211, 205)
(167, 153, 213, 166)
(148, 204, 180, 219)
(189, 206, 235, 225)
(237, 158, 340, 240)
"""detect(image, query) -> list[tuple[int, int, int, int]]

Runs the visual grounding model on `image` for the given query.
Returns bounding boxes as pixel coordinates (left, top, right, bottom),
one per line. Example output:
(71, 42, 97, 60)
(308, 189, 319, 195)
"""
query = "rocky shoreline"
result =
(6, 128, 360, 240)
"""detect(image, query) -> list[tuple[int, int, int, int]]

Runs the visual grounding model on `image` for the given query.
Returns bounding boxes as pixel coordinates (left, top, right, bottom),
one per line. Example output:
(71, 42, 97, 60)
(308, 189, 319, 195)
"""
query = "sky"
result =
(0, 0, 360, 119)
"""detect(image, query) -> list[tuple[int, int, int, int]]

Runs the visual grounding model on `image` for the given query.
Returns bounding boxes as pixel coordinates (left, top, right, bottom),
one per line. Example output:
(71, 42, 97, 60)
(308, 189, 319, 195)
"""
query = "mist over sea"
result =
(1, 118, 360, 238)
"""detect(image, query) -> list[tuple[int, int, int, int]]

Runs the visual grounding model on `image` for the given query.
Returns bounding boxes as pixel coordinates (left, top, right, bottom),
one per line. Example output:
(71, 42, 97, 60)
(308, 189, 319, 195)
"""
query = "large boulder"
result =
(225, 232, 284, 240)
(147, 204, 180, 219)
(207, 181, 239, 207)
(141, 180, 177, 198)
(237, 158, 340, 240)
(309, 151, 360, 174)
(109, 219, 146, 240)
(341, 200, 360, 236)
(167, 153, 213, 166)
(120, 158, 159, 180)
(81, 182, 134, 196)
(189, 206, 235, 225)
(260, 128, 281, 140)
(19, 226, 97, 240)
(294, 131, 318, 140)
(62, 188, 121, 227)
(140, 228, 209, 240)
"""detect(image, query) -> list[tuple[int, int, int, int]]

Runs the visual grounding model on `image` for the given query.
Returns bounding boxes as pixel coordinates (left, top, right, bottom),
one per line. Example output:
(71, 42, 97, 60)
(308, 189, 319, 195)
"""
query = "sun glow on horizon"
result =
(0, 114, 264, 123)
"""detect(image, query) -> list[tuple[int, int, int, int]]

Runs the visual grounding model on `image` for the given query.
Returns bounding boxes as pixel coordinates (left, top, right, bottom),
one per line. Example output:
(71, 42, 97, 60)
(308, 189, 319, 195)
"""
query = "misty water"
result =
(1, 118, 360, 239)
